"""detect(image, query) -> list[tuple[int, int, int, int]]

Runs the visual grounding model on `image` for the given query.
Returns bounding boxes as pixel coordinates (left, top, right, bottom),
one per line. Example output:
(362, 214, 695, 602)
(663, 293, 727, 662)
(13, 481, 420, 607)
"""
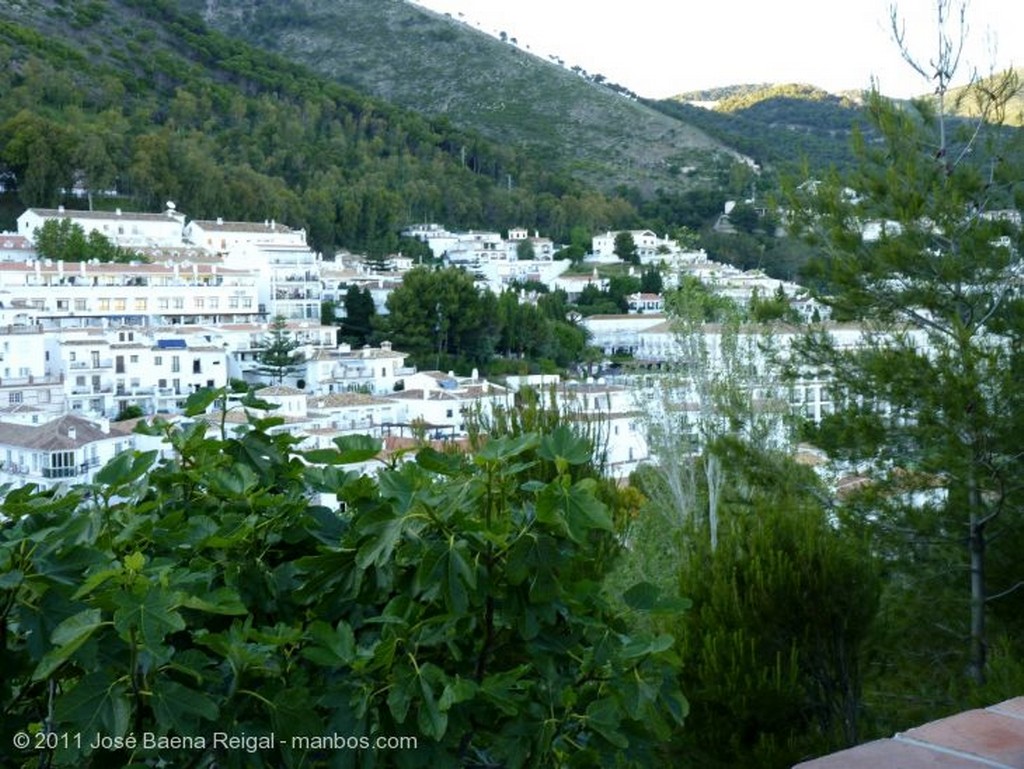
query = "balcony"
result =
(69, 359, 113, 370)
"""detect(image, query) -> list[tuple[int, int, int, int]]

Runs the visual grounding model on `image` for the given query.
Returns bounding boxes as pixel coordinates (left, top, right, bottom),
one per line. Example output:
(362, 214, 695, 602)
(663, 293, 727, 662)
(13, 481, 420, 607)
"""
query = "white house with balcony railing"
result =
(305, 340, 413, 395)
(0, 414, 135, 491)
(56, 326, 229, 418)
(0, 260, 261, 328)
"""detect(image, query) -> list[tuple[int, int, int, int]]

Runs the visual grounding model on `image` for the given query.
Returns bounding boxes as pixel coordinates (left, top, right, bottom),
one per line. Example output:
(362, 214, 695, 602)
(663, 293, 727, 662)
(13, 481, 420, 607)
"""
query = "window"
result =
(113, 299, 126, 311)
(208, 297, 219, 309)
(194, 298, 204, 309)
(46, 451, 77, 479)
(130, 355, 139, 364)
(158, 298, 169, 310)
(154, 356, 162, 366)
(9, 392, 22, 404)
(171, 356, 180, 373)
(75, 299, 87, 311)
(57, 299, 69, 310)
(98, 299, 110, 311)
(134, 298, 147, 311)
(172, 297, 184, 309)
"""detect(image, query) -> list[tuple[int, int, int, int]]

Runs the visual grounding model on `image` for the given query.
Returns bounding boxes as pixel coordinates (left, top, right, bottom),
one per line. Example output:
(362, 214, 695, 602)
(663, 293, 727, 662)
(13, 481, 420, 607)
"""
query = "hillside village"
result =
(0, 202, 903, 492)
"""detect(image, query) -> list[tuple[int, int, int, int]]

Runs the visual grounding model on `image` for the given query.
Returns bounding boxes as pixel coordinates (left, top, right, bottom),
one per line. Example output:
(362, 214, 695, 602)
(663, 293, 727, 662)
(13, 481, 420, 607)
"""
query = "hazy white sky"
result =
(412, 0, 1021, 98)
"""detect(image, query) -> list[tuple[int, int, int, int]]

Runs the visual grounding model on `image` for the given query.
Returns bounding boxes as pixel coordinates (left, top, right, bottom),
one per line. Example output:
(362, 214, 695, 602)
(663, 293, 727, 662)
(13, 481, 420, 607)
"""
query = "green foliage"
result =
(515, 238, 535, 260)
(785, 49, 1024, 698)
(663, 276, 740, 324)
(647, 448, 880, 768)
(613, 231, 638, 264)
(32, 218, 142, 263)
(0, 393, 685, 768)
(747, 284, 798, 324)
(340, 285, 376, 348)
(650, 88, 866, 175)
(255, 315, 305, 384)
(114, 403, 145, 421)
(0, 1, 670, 247)
(378, 266, 498, 371)
(639, 267, 663, 294)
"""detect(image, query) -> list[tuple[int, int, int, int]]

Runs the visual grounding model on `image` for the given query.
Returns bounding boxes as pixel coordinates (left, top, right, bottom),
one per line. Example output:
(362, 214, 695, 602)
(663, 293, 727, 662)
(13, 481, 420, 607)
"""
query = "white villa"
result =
(17, 205, 187, 249)
(0, 413, 136, 491)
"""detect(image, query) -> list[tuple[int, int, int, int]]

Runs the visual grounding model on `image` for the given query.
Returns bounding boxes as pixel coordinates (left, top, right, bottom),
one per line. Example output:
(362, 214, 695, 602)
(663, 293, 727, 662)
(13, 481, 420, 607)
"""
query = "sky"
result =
(412, 0, 1022, 99)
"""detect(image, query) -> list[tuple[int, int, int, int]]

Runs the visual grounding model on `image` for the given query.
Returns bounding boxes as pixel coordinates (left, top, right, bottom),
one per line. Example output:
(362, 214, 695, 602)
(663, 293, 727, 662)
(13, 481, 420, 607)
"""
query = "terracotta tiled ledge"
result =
(793, 697, 1024, 768)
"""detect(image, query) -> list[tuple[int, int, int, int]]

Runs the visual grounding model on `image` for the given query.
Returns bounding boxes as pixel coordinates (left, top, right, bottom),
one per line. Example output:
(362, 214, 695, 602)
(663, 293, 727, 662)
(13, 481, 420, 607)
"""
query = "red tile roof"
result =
(794, 697, 1024, 768)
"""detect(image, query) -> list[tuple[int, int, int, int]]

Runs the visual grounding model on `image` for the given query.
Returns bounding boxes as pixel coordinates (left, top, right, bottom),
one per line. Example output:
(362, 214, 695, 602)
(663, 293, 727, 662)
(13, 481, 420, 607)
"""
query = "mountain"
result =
(653, 74, 1024, 175)
(649, 84, 869, 173)
(172, 0, 746, 196)
(2, 0, 700, 253)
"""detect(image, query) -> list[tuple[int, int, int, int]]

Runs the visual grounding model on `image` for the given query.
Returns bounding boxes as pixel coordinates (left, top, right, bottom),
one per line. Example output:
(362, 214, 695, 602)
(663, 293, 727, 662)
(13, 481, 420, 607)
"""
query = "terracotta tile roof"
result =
(793, 697, 1024, 768)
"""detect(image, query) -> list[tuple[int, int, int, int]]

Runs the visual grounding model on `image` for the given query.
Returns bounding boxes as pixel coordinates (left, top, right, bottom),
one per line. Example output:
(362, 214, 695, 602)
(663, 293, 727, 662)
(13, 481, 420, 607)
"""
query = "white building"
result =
(0, 233, 36, 263)
(505, 228, 555, 261)
(56, 326, 229, 418)
(18, 205, 187, 249)
(386, 370, 508, 438)
(0, 324, 64, 419)
(590, 230, 678, 262)
(0, 413, 135, 491)
(304, 340, 413, 395)
(0, 260, 261, 328)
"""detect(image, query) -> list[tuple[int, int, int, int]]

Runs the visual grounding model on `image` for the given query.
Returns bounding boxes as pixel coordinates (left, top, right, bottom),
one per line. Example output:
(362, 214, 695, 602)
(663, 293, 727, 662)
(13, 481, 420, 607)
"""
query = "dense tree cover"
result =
(647, 98, 863, 176)
(786, 6, 1024, 717)
(376, 267, 498, 371)
(0, 389, 685, 767)
(625, 446, 880, 768)
(376, 267, 591, 374)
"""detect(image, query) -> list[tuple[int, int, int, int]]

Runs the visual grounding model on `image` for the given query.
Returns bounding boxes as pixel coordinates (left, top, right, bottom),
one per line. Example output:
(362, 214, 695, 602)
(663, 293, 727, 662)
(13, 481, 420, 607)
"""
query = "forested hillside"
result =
(650, 85, 868, 173)
(0, 0, 686, 255)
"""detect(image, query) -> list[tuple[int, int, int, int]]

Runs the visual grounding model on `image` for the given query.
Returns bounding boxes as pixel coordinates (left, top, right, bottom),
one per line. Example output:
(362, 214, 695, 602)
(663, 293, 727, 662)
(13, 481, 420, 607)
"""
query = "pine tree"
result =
(255, 315, 305, 385)
(787, 2, 1024, 686)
